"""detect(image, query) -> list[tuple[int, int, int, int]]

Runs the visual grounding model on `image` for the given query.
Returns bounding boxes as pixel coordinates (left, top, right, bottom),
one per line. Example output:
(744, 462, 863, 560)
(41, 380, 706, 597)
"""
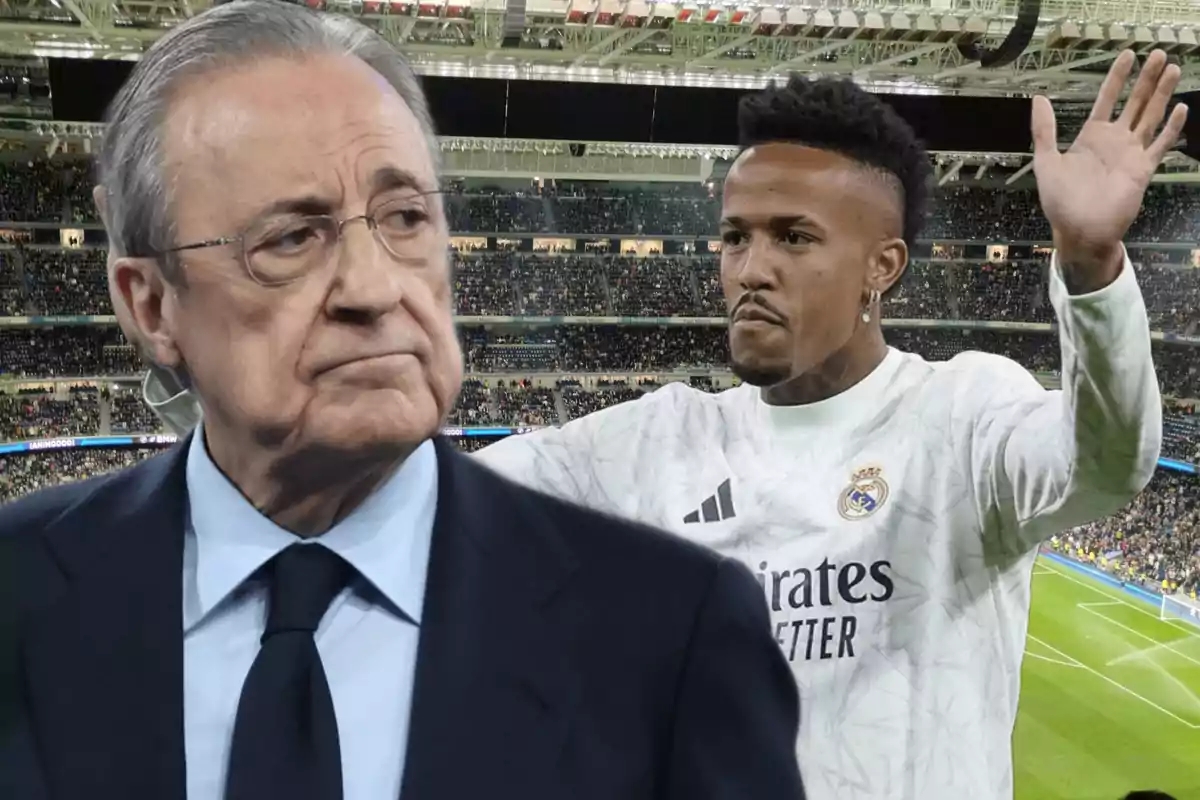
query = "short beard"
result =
(730, 357, 789, 388)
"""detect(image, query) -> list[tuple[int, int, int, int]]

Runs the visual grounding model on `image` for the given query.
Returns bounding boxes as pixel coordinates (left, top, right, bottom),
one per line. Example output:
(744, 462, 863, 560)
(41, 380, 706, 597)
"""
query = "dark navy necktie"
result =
(226, 543, 353, 800)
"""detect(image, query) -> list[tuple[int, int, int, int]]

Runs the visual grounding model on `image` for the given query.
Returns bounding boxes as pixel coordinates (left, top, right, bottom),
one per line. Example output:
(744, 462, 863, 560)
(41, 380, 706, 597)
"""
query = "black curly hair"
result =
(736, 75, 932, 251)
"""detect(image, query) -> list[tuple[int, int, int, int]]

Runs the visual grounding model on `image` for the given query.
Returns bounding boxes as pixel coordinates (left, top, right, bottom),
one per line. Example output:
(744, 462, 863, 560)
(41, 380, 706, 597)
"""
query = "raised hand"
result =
(1031, 49, 1188, 292)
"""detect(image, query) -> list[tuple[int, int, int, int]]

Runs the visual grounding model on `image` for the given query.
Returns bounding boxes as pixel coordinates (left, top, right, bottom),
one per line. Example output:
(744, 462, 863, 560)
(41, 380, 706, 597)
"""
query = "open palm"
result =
(1032, 49, 1189, 250)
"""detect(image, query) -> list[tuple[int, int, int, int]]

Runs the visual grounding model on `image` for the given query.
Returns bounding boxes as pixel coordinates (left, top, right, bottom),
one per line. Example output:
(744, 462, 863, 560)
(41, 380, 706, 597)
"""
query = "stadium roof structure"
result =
(0, 0, 1198, 99)
(3, 119, 1199, 183)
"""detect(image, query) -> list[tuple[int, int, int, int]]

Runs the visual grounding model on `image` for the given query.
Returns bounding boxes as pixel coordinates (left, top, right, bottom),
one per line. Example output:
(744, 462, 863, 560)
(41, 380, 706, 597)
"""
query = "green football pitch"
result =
(1013, 557, 1200, 800)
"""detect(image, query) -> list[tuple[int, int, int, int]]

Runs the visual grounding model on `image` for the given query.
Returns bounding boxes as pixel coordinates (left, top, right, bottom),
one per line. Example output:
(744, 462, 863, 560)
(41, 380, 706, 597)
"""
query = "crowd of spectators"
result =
(444, 188, 544, 233)
(605, 257, 698, 317)
(887, 261, 955, 320)
(694, 262, 724, 317)
(458, 182, 1200, 243)
(1154, 345, 1200, 400)
(4, 384, 1198, 595)
(7, 160, 1200, 244)
(23, 248, 108, 316)
(63, 161, 95, 225)
(923, 187, 1045, 242)
(109, 384, 162, 434)
(888, 328, 1060, 373)
(0, 385, 99, 441)
(453, 436, 494, 454)
(0, 448, 153, 504)
(512, 256, 608, 316)
(0, 327, 139, 378)
(1164, 401, 1200, 466)
(925, 184, 1200, 244)
(1059, 469, 1199, 598)
(2, 161, 1200, 336)
(1, 165, 1199, 598)
(494, 381, 558, 426)
(560, 380, 643, 418)
(954, 260, 1051, 323)
(557, 326, 727, 373)
(550, 188, 634, 235)
(0, 249, 24, 316)
(446, 380, 491, 427)
(628, 188, 719, 236)
(4, 329, 1197, 461)
(0, 378, 655, 439)
(453, 253, 517, 316)
(0, 161, 75, 223)
(5, 247, 1197, 338)
(1138, 262, 1200, 335)
(2, 322, 1197, 399)
(0, 436, 526, 501)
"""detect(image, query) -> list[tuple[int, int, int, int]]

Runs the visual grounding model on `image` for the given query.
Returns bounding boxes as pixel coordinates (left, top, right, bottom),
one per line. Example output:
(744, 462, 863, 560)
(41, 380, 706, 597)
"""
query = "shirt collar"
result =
(184, 425, 438, 631)
(755, 346, 904, 433)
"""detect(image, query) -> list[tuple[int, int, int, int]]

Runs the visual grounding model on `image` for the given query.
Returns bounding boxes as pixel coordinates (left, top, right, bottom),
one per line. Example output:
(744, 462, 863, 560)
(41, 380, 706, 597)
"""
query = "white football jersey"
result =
(475, 258, 1162, 800)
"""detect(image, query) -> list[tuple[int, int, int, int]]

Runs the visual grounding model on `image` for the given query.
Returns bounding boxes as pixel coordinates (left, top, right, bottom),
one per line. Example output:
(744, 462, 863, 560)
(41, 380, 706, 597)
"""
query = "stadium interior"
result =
(0, 0, 1198, 797)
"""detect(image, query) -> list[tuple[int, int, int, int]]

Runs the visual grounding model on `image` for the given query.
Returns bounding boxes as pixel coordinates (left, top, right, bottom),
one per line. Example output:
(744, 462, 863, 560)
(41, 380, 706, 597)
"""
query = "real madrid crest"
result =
(837, 465, 889, 521)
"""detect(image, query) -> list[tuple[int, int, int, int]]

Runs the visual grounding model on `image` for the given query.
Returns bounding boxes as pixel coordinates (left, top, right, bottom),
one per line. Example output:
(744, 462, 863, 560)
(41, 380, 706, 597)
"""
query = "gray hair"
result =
(95, 0, 440, 281)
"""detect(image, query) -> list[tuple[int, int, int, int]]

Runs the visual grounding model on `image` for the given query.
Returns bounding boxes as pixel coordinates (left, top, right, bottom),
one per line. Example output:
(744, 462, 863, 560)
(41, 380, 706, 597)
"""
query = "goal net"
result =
(1160, 593, 1200, 631)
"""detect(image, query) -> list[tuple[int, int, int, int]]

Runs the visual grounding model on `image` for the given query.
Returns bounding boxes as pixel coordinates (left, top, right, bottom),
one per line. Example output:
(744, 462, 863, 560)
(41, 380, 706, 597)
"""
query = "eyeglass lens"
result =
(242, 193, 441, 284)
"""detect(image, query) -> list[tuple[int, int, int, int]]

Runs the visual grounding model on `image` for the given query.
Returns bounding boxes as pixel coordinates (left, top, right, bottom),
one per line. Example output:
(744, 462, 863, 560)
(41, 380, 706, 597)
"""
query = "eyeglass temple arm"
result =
(166, 237, 239, 255)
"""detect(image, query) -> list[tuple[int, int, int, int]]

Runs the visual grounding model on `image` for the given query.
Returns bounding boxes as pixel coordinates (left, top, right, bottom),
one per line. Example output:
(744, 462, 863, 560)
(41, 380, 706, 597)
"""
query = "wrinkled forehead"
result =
(161, 53, 437, 225)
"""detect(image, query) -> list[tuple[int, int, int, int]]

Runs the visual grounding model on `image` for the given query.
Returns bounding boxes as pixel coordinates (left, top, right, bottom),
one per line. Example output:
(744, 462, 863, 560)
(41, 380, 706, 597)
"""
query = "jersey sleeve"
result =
(473, 383, 690, 517)
(959, 249, 1162, 553)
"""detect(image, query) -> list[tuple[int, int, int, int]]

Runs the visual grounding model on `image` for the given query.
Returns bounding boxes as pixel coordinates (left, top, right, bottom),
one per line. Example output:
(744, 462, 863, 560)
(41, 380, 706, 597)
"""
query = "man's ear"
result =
(99, 185, 150, 359)
(109, 256, 183, 370)
(871, 237, 909, 295)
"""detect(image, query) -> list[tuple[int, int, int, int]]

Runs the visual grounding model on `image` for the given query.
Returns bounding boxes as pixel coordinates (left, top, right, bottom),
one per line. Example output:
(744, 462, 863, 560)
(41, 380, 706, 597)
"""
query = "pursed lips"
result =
(315, 351, 416, 376)
(733, 304, 785, 326)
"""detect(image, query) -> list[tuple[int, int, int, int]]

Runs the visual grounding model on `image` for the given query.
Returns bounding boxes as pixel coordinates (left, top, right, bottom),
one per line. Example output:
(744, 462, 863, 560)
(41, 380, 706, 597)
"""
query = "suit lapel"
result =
(400, 438, 581, 800)
(22, 435, 582, 800)
(24, 442, 189, 800)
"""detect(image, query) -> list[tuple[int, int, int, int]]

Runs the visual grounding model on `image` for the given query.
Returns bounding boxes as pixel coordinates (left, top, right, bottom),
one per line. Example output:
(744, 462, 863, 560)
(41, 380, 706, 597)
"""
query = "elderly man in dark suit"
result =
(0, 3, 804, 800)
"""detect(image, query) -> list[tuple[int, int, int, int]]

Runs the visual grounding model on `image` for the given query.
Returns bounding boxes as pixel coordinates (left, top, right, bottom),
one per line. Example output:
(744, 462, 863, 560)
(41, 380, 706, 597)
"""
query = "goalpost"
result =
(1160, 592, 1200, 632)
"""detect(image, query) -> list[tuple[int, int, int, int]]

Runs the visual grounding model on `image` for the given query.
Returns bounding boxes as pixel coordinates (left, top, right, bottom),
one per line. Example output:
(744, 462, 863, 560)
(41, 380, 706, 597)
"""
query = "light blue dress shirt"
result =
(182, 427, 438, 800)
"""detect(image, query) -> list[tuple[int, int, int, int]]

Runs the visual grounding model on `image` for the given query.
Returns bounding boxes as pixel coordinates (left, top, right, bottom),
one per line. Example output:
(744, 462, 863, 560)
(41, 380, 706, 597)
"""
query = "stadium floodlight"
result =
(1159, 592, 1200, 632)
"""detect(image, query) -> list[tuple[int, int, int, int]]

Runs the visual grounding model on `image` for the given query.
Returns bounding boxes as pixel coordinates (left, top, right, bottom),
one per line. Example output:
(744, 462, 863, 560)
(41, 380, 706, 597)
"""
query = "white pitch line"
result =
(1025, 634, 1200, 729)
(1024, 650, 1081, 669)
(1039, 560, 1200, 640)
(1077, 603, 1200, 669)
(1078, 600, 1123, 608)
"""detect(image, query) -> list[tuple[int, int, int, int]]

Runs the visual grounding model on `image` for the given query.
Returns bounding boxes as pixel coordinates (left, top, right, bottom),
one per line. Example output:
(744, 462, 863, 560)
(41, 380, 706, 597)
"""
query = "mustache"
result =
(730, 293, 787, 325)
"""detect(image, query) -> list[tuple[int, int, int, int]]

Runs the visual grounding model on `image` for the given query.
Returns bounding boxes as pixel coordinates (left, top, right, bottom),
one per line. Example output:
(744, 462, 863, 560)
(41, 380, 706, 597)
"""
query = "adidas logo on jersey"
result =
(683, 478, 736, 524)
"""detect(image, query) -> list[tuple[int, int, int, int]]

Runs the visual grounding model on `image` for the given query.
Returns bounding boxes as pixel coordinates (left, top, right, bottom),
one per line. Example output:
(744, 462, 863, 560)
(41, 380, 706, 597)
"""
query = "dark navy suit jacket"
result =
(0, 436, 804, 800)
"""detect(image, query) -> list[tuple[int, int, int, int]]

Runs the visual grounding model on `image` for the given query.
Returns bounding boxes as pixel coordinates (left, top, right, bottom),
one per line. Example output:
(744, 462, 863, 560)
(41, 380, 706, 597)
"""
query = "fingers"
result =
(1148, 102, 1189, 164)
(1118, 49, 1166, 126)
(1090, 49, 1136, 122)
(1118, 49, 1167, 128)
(1031, 95, 1059, 158)
(1135, 60, 1183, 145)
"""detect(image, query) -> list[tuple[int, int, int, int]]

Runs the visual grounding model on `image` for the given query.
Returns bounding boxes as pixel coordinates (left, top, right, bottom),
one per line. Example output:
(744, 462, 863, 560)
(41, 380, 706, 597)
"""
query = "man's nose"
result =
(737, 239, 778, 290)
(325, 219, 403, 321)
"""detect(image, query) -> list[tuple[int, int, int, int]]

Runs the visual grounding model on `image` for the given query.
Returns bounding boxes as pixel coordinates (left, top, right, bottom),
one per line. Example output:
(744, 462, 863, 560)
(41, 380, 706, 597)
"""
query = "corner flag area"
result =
(1014, 558, 1200, 799)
